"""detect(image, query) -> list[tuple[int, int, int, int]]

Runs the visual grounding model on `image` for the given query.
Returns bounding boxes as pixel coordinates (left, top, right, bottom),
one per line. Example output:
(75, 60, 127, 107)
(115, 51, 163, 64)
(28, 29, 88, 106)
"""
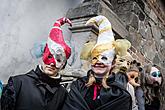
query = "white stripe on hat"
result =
(55, 21, 61, 25)
(47, 37, 66, 57)
(52, 26, 62, 30)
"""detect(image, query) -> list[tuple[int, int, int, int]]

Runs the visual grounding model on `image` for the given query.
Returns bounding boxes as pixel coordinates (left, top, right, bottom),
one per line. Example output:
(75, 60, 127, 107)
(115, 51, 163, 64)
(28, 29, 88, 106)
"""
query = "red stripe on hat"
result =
(48, 17, 72, 59)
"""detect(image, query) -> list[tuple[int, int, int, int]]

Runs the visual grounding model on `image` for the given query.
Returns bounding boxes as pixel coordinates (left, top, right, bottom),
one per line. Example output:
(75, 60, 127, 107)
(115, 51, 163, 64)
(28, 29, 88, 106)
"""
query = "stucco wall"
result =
(0, 0, 81, 82)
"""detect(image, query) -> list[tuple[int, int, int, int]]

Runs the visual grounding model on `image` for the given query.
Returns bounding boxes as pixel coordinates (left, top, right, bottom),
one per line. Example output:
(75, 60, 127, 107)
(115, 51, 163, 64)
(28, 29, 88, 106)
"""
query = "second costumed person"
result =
(62, 15, 132, 110)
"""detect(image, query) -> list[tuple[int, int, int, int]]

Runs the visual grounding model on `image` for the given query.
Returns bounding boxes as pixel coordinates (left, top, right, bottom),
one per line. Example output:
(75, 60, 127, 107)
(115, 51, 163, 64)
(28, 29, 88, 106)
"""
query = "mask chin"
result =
(129, 79, 140, 87)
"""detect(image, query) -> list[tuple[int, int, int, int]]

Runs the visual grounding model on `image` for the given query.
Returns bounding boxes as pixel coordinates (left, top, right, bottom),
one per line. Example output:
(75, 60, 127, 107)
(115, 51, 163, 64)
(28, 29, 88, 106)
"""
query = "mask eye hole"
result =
(130, 75, 135, 79)
(158, 71, 161, 77)
(101, 56, 108, 61)
(152, 73, 157, 77)
(135, 77, 138, 83)
(57, 59, 61, 62)
(55, 54, 63, 63)
(152, 71, 161, 77)
(48, 54, 53, 59)
(127, 61, 130, 65)
(152, 72, 157, 77)
(92, 57, 97, 60)
(119, 59, 125, 62)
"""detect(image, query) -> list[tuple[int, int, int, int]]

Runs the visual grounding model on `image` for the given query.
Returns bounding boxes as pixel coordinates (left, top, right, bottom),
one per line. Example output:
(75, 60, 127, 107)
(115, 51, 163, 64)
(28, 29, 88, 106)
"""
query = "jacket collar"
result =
(27, 65, 61, 87)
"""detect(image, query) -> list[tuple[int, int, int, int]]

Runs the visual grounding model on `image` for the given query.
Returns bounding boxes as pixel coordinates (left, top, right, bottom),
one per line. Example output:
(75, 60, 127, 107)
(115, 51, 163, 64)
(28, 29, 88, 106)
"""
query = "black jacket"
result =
(62, 71, 132, 110)
(145, 97, 160, 110)
(1, 66, 67, 110)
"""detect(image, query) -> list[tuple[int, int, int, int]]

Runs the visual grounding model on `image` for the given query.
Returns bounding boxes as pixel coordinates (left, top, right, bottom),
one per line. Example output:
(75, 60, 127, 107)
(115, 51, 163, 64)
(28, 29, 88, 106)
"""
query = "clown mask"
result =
(149, 67, 162, 86)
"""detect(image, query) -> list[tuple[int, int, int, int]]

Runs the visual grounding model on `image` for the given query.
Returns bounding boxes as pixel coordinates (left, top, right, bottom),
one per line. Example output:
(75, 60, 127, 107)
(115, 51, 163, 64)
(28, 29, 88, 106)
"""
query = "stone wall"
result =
(110, 0, 165, 67)
(110, 1, 165, 108)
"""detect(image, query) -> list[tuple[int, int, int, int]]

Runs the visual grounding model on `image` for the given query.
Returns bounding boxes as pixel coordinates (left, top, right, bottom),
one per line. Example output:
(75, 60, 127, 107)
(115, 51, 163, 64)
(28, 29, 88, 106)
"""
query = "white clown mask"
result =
(150, 67, 162, 86)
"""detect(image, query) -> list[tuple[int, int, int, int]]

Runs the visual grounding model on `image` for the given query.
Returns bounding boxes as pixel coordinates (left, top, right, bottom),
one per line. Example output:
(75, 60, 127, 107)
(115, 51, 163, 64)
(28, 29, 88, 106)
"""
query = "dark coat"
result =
(1, 66, 67, 110)
(145, 97, 160, 110)
(62, 71, 132, 110)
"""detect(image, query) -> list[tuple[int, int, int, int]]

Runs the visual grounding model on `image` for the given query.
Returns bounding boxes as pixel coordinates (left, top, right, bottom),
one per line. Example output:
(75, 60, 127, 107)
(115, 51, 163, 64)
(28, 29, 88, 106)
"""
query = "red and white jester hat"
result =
(42, 17, 72, 69)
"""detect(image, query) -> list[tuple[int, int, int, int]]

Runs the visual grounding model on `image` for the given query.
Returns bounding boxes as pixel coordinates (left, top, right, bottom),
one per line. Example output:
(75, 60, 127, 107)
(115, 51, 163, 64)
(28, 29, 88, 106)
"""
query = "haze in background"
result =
(0, 0, 81, 82)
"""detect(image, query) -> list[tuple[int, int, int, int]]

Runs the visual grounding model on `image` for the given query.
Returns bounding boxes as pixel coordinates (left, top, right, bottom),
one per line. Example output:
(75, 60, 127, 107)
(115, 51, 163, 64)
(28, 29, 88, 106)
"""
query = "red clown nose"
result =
(42, 17, 72, 68)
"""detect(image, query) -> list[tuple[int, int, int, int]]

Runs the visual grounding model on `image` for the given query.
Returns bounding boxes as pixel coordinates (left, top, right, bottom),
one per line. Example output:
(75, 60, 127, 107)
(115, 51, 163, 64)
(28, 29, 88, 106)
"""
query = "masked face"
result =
(91, 51, 114, 77)
(127, 71, 140, 87)
(42, 44, 66, 69)
(42, 62, 59, 77)
(91, 60, 112, 77)
(114, 55, 131, 71)
(149, 67, 162, 86)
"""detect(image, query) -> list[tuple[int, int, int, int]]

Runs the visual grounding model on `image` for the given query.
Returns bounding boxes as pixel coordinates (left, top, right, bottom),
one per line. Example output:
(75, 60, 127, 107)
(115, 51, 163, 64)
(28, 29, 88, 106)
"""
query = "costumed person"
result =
(111, 40, 140, 110)
(143, 64, 163, 110)
(0, 80, 2, 98)
(133, 61, 145, 110)
(62, 15, 132, 110)
(111, 40, 141, 110)
(1, 17, 72, 110)
(0, 80, 3, 109)
(126, 60, 144, 110)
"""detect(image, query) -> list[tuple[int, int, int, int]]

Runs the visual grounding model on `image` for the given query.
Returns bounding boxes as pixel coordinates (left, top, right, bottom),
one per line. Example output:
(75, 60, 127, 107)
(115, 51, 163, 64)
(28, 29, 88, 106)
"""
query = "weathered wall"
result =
(0, 0, 81, 82)
(110, 0, 165, 66)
